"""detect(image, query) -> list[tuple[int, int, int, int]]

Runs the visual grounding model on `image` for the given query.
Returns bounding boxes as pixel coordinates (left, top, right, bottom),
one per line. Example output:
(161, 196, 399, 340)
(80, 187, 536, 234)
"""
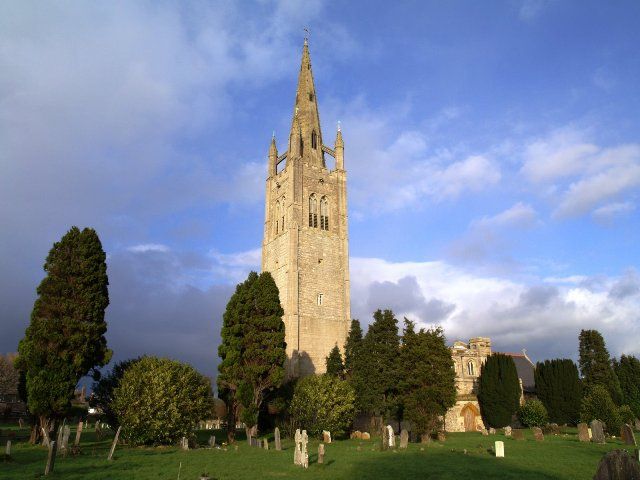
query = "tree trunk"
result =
(226, 408, 236, 444)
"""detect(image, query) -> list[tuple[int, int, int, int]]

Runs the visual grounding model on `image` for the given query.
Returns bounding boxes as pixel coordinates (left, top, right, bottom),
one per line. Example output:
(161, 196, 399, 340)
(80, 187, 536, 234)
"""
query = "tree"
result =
(358, 309, 400, 418)
(517, 399, 548, 427)
(217, 271, 286, 441)
(613, 355, 640, 418)
(478, 353, 521, 428)
(398, 320, 456, 441)
(15, 226, 112, 442)
(326, 345, 344, 378)
(578, 330, 622, 404)
(290, 374, 356, 437)
(91, 358, 140, 429)
(580, 384, 621, 435)
(344, 319, 363, 377)
(534, 359, 582, 425)
(112, 357, 212, 445)
(0, 354, 19, 399)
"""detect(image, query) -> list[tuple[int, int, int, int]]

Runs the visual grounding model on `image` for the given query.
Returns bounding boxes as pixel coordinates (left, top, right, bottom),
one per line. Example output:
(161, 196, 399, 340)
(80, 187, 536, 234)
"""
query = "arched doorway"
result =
(460, 403, 479, 432)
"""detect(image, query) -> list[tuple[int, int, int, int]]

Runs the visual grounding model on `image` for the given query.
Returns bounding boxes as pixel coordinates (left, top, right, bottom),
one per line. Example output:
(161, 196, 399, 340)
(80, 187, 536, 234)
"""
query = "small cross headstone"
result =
(577, 423, 590, 442)
(44, 440, 57, 475)
(74, 421, 83, 446)
(591, 420, 606, 444)
(263, 438, 269, 450)
(301, 430, 309, 469)
(621, 424, 637, 446)
(274, 427, 282, 451)
(107, 426, 122, 461)
(512, 429, 525, 441)
(532, 427, 544, 441)
(294, 429, 302, 465)
(322, 430, 331, 443)
(495, 440, 504, 458)
(5, 440, 11, 457)
(318, 443, 325, 464)
(504, 426, 512, 437)
(400, 429, 409, 449)
(593, 449, 640, 480)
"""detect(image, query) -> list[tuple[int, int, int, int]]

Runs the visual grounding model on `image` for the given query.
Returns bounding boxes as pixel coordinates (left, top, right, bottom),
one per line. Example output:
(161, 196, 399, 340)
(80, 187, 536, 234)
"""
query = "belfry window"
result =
(309, 194, 318, 228)
(320, 196, 329, 230)
(311, 130, 317, 150)
(467, 361, 475, 376)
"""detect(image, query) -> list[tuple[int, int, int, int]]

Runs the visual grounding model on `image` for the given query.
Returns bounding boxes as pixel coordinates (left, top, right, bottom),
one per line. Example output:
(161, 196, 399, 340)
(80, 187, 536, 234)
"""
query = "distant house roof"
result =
(503, 351, 536, 393)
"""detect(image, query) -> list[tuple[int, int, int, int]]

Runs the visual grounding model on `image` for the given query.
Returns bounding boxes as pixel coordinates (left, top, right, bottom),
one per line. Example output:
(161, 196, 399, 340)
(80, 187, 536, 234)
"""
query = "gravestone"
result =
(437, 431, 446, 442)
(44, 440, 57, 475)
(481, 428, 489, 436)
(400, 429, 409, 449)
(18, 418, 24, 428)
(512, 429, 525, 441)
(351, 431, 361, 439)
(322, 430, 331, 444)
(495, 441, 504, 458)
(532, 427, 544, 441)
(504, 426, 512, 437)
(380, 426, 389, 451)
(362, 432, 370, 440)
(107, 426, 122, 461)
(635, 419, 640, 431)
(593, 449, 640, 480)
(74, 421, 83, 446)
(208, 435, 216, 447)
(301, 430, 309, 469)
(546, 423, 560, 435)
(294, 429, 302, 465)
(247, 433, 252, 447)
(180, 436, 189, 450)
(591, 420, 606, 444)
(263, 438, 269, 450)
(274, 427, 282, 451)
(621, 424, 637, 446)
(5, 440, 11, 457)
(489, 427, 496, 435)
(318, 443, 325, 464)
(387, 425, 395, 447)
(577, 423, 590, 442)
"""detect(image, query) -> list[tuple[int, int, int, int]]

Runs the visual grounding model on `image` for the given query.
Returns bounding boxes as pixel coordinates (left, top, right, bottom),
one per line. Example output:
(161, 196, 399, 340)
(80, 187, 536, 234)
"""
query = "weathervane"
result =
(304, 27, 310, 45)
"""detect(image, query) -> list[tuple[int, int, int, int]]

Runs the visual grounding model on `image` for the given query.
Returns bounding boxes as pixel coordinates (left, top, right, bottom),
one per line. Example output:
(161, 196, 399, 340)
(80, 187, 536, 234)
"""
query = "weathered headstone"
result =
(18, 418, 24, 428)
(318, 443, 325, 464)
(44, 440, 57, 475)
(593, 449, 640, 480)
(400, 429, 409, 449)
(74, 421, 83, 446)
(437, 431, 446, 442)
(361, 432, 370, 440)
(621, 424, 637, 446)
(180, 436, 189, 450)
(591, 420, 606, 444)
(532, 427, 544, 441)
(512, 429, 525, 441)
(294, 429, 302, 465)
(380, 425, 389, 451)
(504, 426, 512, 437)
(322, 430, 332, 444)
(386, 425, 395, 447)
(495, 440, 504, 458)
(5, 440, 11, 457)
(351, 430, 361, 439)
(635, 419, 640, 431)
(208, 435, 216, 447)
(489, 427, 496, 435)
(481, 428, 489, 436)
(107, 426, 122, 461)
(301, 430, 309, 469)
(577, 423, 590, 442)
(274, 427, 282, 451)
(262, 438, 267, 450)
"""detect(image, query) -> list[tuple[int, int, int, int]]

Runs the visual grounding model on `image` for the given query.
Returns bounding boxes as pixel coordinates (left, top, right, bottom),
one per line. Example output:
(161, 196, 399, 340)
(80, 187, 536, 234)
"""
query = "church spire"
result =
(288, 40, 324, 166)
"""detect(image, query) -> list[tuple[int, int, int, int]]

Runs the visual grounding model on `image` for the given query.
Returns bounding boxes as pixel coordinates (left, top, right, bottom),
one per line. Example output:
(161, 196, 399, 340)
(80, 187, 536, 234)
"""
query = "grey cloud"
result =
(609, 269, 640, 300)
(519, 285, 559, 308)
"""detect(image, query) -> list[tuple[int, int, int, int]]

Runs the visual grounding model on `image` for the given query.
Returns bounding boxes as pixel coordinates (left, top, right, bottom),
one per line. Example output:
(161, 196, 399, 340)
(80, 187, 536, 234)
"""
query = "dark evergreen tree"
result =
(613, 355, 640, 418)
(343, 319, 363, 377)
(16, 227, 112, 442)
(326, 345, 344, 378)
(478, 353, 521, 428)
(578, 329, 622, 404)
(398, 320, 456, 441)
(92, 357, 141, 428)
(217, 271, 286, 441)
(534, 359, 582, 425)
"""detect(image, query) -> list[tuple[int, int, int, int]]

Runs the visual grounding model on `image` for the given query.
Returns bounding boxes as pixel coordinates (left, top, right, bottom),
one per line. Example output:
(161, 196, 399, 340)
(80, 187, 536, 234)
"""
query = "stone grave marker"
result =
(495, 441, 504, 458)
(208, 435, 216, 447)
(589, 427, 593, 439)
(481, 428, 489, 436)
(532, 427, 544, 441)
(621, 424, 637, 446)
(504, 426, 512, 437)
(635, 419, 640, 431)
(107, 426, 122, 461)
(180, 436, 189, 451)
(362, 432, 370, 440)
(274, 427, 282, 451)
(322, 430, 332, 443)
(593, 449, 640, 480)
(489, 427, 496, 435)
(387, 425, 395, 447)
(577, 423, 590, 442)
(44, 440, 57, 475)
(351, 430, 361, 439)
(301, 430, 309, 468)
(400, 429, 409, 449)
(318, 443, 325, 464)
(437, 431, 446, 442)
(18, 418, 24, 428)
(294, 429, 302, 465)
(247, 433, 252, 447)
(5, 440, 11, 458)
(591, 420, 606, 444)
(512, 429, 525, 441)
(74, 421, 83, 446)
(263, 438, 269, 450)
(380, 425, 389, 451)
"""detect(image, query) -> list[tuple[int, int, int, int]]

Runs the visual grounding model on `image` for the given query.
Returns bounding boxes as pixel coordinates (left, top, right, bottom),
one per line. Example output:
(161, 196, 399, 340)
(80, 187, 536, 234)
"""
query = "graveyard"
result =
(0, 422, 633, 479)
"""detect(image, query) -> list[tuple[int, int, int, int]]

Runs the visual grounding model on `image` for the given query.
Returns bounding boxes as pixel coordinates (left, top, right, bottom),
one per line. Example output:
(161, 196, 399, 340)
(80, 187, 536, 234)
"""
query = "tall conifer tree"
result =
(534, 359, 582, 425)
(343, 319, 363, 377)
(613, 355, 640, 418)
(326, 345, 344, 378)
(578, 329, 622, 404)
(478, 353, 521, 428)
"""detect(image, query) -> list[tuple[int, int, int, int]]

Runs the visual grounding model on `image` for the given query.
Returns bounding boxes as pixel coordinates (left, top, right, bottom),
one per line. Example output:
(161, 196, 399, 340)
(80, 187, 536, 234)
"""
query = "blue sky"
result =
(1, 0, 639, 380)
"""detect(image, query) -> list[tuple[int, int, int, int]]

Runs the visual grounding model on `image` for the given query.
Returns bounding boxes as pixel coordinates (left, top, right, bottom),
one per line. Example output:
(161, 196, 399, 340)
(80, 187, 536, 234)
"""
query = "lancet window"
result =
(311, 130, 317, 149)
(467, 360, 475, 376)
(320, 196, 329, 230)
(309, 194, 318, 228)
(275, 200, 280, 234)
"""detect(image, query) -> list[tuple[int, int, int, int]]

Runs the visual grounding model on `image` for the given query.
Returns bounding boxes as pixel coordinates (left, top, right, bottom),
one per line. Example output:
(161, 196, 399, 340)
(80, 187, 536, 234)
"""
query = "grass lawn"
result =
(0, 423, 633, 479)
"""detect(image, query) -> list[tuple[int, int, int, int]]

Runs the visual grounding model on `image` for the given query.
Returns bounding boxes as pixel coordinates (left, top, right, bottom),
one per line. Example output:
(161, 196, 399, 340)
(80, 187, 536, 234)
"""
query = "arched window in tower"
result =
(309, 194, 318, 228)
(311, 130, 317, 150)
(320, 196, 329, 230)
(467, 360, 475, 376)
(275, 200, 280, 234)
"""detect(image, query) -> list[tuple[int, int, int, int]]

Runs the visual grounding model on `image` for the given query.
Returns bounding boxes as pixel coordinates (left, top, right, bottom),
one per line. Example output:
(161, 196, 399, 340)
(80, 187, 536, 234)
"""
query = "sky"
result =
(1, 0, 639, 382)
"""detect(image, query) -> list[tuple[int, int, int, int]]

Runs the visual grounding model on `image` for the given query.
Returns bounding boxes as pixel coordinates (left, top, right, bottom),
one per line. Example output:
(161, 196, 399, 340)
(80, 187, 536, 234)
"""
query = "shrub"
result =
(580, 385, 621, 434)
(290, 374, 355, 437)
(518, 399, 549, 427)
(113, 357, 213, 445)
(478, 354, 521, 428)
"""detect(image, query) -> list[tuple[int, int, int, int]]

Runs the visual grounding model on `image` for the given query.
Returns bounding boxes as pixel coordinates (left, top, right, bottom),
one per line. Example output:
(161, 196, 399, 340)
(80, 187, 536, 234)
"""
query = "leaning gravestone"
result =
(532, 427, 544, 441)
(577, 423, 590, 442)
(593, 449, 640, 480)
(318, 444, 325, 464)
(274, 427, 281, 451)
(44, 440, 57, 475)
(107, 426, 122, 461)
(621, 424, 637, 446)
(495, 441, 504, 458)
(512, 429, 525, 441)
(74, 421, 83, 446)
(400, 429, 409, 449)
(504, 426, 512, 437)
(294, 429, 302, 465)
(301, 430, 309, 469)
(591, 420, 606, 444)
(322, 430, 331, 443)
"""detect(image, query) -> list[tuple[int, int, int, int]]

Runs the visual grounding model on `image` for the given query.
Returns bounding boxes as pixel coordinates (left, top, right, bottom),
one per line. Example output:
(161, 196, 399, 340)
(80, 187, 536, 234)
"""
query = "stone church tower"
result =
(261, 40, 350, 377)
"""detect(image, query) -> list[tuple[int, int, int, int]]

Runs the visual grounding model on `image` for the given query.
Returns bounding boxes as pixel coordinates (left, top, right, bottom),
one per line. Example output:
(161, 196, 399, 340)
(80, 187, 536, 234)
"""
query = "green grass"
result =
(0, 424, 632, 479)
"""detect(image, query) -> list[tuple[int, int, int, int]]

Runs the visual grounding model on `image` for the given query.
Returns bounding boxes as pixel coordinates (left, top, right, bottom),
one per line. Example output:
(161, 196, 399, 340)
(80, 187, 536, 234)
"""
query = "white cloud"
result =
(472, 202, 538, 229)
(127, 243, 170, 253)
(592, 201, 636, 223)
(518, 0, 553, 21)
